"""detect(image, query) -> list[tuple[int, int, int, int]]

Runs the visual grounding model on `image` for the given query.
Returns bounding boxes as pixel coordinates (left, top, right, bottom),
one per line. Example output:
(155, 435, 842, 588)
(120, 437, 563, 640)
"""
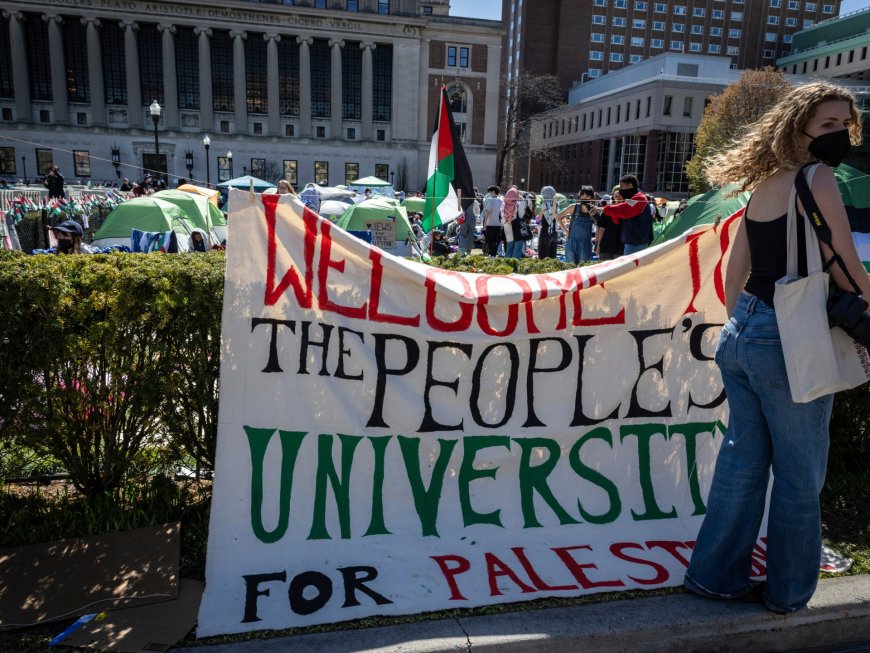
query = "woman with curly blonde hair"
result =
(684, 82, 870, 614)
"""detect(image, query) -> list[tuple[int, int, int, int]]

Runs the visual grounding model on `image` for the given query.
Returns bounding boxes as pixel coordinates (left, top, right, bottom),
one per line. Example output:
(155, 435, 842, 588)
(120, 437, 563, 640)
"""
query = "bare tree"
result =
(497, 72, 564, 187)
(260, 160, 283, 184)
(395, 158, 408, 192)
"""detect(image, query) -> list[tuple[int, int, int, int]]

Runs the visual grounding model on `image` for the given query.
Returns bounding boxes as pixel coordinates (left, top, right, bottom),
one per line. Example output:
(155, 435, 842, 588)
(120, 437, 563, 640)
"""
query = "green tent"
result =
(835, 164, 870, 271)
(336, 197, 414, 241)
(152, 189, 227, 229)
(93, 197, 198, 241)
(216, 175, 275, 191)
(348, 176, 392, 187)
(402, 196, 426, 214)
(652, 183, 751, 245)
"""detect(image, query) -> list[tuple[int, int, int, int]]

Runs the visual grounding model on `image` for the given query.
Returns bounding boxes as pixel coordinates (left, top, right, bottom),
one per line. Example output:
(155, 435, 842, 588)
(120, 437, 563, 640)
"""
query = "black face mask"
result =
(804, 129, 851, 167)
(620, 186, 638, 199)
(56, 239, 74, 254)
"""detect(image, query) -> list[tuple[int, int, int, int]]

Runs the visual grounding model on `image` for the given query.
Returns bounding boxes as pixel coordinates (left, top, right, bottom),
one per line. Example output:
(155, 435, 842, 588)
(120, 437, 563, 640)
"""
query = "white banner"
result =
(198, 192, 765, 637)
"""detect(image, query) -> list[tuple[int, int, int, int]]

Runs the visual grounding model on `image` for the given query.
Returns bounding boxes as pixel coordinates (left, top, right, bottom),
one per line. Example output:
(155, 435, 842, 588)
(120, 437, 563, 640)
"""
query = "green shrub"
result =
(0, 251, 224, 496)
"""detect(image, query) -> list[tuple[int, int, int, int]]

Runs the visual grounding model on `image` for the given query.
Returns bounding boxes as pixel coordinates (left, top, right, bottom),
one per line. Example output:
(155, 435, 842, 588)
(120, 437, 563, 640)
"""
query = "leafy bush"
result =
(0, 251, 223, 496)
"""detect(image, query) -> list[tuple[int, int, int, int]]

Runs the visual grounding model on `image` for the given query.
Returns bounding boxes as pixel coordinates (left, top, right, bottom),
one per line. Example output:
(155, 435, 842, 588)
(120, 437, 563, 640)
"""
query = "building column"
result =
(158, 24, 178, 129)
(361, 41, 375, 140)
(643, 130, 659, 193)
(82, 17, 106, 126)
(329, 39, 344, 138)
(121, 21, 142, 128)
(231, 30, 247, 133)
(5, 11, 31, 123)
(44, 14, 69, 124)
(297, 36, 312, 137)
(265, 33, 281, 136)
(195, 27, 213, 132)
(605, 136, 617, 192)
(417, 38, 429, 141)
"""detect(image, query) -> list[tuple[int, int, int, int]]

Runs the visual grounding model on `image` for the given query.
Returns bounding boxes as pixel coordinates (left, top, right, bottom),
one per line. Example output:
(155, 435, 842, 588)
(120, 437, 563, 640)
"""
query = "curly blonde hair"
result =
(706, 82, 863, 191)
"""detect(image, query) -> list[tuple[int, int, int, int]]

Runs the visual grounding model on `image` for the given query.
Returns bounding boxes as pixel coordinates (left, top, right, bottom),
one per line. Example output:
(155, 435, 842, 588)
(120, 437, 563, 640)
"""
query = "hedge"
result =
(0, 251, 866, 497)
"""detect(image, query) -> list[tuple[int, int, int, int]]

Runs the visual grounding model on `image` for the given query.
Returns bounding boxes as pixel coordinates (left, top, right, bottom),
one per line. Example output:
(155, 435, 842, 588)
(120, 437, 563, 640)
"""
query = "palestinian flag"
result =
(422, 86, 475, 232)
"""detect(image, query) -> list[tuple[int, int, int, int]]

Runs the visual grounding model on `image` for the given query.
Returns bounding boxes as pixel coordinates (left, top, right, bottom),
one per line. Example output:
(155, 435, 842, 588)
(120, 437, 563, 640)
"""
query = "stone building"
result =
(0, 0, 503, 189)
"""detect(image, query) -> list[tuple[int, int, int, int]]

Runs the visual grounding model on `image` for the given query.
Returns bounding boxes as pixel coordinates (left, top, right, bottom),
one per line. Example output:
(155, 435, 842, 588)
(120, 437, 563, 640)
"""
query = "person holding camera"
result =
(684, 82, 869, 615)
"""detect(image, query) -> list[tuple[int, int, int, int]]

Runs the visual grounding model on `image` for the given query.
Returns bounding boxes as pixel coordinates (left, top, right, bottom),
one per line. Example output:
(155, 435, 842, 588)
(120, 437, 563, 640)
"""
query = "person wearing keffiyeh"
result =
(502, 186, 523, 259)
(537, 185, 559, 259)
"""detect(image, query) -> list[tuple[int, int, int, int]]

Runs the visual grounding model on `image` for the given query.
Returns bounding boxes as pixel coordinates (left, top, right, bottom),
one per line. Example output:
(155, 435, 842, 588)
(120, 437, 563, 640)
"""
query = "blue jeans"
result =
(623, 242, 648, 255)
(685, 292, 832, 613)
(506, 240, 525, 258)
(566, 216, 593, 264)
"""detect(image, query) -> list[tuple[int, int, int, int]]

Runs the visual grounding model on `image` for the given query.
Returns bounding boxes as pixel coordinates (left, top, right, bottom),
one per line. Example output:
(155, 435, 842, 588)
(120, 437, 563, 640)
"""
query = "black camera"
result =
(827, 286, 870, 348)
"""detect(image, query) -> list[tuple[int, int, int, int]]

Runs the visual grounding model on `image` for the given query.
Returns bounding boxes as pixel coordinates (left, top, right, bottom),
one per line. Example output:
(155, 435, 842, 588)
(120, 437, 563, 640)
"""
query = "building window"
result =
(633, 19, 646, 28)
(731, 11, 743, 20)
(656, 131, 694, 194)
(711, 26, 722, 36)
(592, 33, 604, 42)
(654, 2, 666, 11)
(693, 7, 706, 16)
(345, 162, 359, 185)
(253, 122, 263, 134)
(314, 161, 329, 185)
(674, 5, 687, 14)
(653, 21, 665, 30)
(765, 32, 776, 41)
(24, 13, 52, 101)
(374, 163, 389, 182)
(63, 19, 90, 103)
(347, 127, 356, 139)
(212, 31, 234, 112)
(612, 35, 625, 45)
(0, 147, 15, 175)
(250, 158, 265, 178)
(635, 1, 647, 9)
(138, 24, 164, 106)
(727, 45, 739, 55)
(310, 39, 331, 118)
(806, 2, 816, 9)
(447, 84, 469, 144)
(786, 17, 797, 26)
(729, 28, 741, 38)
(593, 0, 607, 5)
(590, 50, 604, 61)
(0, 16, 11, 100)
(651, 38, 664, 48)
(689, 42, 702, 52)
(39, 109, 50, 123)
(614, 0, 627, 7)
(246, 36, 267, 114)
(607, 107, 611, 125)
(663, 95, 672, 116)
(610, 52, 623, 62)
(787, 0, 799, 8)
(673, 23, 685, 32)
(589, 68, 601, 77)
(767, 16, 779, 24)
(283, 159, 297, 185)
(101, 22, 126, 105)
(175, 27, 199, 110)
(646, 96, 651, 117)
(36, 148, 53, 174)
(372, 44, 392, 121)
(593, 15, 606, 25)
(784, 34, 793, 43)
(803, 19, 815, 28)
(769, 0, 781, 6)
(76, 111, 87, 125)
(822, 4, 833, 12)
(422, 5, 432, 14)
(683, 96, 693, 117)
(712, 9, 724, 19)
(348, 0, 359, 10)
(342, 42, 361, 119)
(377, 0, 389, 14)
(1, 108, 11, 120)
(691, 25, 704, 34)
(631, 36, 644, 46)
(670, 41, 683, 50)
(316, 125, 326, 137)
(613, 17, 626, 26)
(220, 120, 229, 132)
(764, 49, 776, 59)
(709, 44, 721, 53)
(278, 38, 300, 116)
(376, 129, 386, 141)
(447, 45, 456, 66)
(217, 156, 231, 182)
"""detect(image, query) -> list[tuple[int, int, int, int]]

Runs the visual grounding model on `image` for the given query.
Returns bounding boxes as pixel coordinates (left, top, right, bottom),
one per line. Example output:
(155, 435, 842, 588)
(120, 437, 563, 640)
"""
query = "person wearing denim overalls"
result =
(563, 187, 595, 264)
(683, 82, 870, 615)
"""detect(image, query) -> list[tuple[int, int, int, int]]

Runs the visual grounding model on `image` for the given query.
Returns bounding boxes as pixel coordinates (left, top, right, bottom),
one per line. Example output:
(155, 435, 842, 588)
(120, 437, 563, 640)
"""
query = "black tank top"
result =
(743, 209, 806, 306)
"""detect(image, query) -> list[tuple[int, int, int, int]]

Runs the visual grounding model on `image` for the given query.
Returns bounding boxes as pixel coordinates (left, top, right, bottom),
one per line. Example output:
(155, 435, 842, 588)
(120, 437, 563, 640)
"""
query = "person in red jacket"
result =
(591, 174, 650, 255)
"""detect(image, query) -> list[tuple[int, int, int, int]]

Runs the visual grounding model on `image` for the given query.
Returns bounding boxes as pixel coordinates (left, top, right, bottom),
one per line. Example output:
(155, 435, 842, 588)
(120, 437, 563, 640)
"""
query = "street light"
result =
(149, 100, 161, 180)
(185, 149, 194, 180)
(21, 155, 26, 183)
(111, 146, 121, 178)
(390, 170, 395, 187)
(202, 135, 211, 187)
(227, 150, 233, 178)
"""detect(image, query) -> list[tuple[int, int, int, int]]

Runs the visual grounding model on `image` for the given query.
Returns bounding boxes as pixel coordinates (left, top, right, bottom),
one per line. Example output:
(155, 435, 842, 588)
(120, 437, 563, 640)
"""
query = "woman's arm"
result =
(725, 217, 750, 316)
(809, 167, 870, 302)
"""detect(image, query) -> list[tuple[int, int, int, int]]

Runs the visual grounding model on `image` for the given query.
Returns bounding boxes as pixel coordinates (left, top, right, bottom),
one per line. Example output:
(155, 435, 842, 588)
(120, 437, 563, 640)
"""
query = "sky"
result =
(449, 0, 868, 20)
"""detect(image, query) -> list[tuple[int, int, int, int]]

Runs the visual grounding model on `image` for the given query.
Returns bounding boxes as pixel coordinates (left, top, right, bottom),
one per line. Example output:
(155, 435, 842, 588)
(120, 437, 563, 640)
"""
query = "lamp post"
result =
(185, 149, 194, 181)
(202, 135, 211, 187)
(149, 100, 161, 180)
(227, 151, 233, 179)
(21, 155, 26, 183)
(111, 146, 121, 178)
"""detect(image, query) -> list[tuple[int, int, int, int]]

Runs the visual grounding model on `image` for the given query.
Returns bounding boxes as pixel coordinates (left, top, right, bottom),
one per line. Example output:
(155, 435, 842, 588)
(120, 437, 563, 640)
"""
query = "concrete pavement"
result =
(181, 575, 870, 653)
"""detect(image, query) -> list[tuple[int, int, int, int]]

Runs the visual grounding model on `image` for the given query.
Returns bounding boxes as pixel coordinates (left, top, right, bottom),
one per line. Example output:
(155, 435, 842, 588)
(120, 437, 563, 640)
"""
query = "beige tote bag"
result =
(773, 164, 870, 403)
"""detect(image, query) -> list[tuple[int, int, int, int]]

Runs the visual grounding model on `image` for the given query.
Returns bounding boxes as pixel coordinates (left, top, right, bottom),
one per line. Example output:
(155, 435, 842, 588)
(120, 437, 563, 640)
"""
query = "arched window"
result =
(446, 83, 471, 144)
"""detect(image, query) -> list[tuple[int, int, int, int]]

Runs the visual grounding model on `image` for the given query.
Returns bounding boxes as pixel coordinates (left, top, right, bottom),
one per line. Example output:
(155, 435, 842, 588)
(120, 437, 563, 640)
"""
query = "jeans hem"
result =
(683, 572, 755, 600)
